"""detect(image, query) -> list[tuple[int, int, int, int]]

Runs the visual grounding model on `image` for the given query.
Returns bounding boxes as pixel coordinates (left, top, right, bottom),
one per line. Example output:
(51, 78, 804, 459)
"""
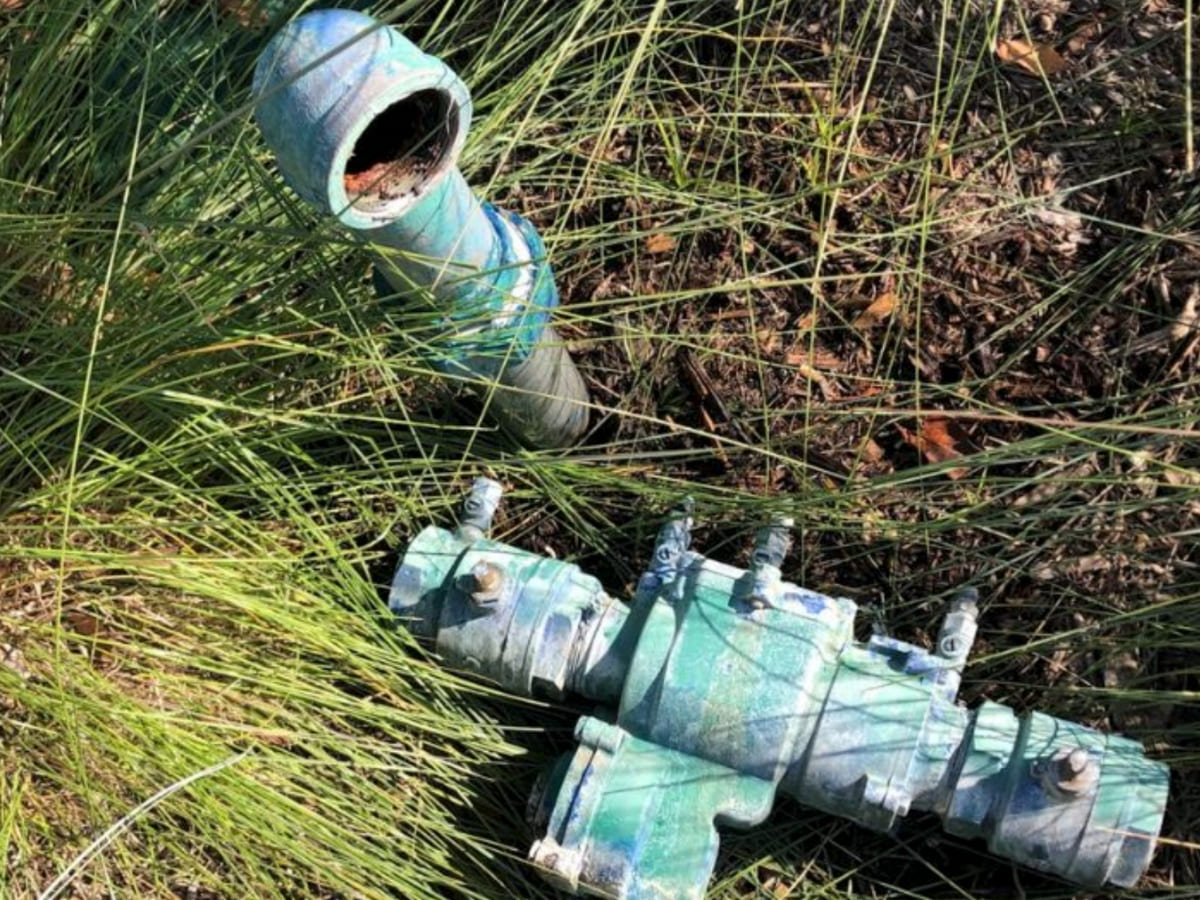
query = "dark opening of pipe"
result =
(344, 88, 456, 210)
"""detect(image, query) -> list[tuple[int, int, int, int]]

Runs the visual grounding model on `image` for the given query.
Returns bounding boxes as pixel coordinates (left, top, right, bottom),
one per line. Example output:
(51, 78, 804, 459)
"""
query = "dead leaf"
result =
(861, 437, 885, 463)
(65, 610, 100, 637)
(790, 361, 837, 400)
(898, 416, 969, 479)
(755, 328, 781, 354)
(1029, 205, 1088, 256)
(757, 866, 792, 899)
(784, 346, 842, 370)
(1131, 284, 1199, 352)
(995, 37, 1070, 77)
(812, 348, 843, 370)
(1104, 648, 1173, 730)
(1, 643, 30, 679)
(644, 232, 676, 255)
(1066, 18, 1103, 54)
(852, 291, 897, 331)
(217, 0, 269, 27)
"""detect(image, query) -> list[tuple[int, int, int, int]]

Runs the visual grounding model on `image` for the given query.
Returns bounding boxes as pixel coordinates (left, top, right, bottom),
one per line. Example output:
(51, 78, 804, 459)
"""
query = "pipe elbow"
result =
(252, 9, 471, 230)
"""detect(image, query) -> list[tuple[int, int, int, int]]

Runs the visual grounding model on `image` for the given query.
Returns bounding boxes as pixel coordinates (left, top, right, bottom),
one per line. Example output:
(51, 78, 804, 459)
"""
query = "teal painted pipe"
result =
(393, 481, 1170, 898)
(252, 10, 589, 448)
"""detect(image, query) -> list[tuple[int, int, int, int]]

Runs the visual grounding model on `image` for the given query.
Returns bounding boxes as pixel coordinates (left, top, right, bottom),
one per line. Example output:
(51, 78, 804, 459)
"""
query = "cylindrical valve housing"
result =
(392, 487, 1169, 896)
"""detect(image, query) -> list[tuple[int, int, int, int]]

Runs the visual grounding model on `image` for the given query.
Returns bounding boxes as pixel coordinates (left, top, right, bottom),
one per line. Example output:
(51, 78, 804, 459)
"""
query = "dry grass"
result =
(1, 0, 1197, 898)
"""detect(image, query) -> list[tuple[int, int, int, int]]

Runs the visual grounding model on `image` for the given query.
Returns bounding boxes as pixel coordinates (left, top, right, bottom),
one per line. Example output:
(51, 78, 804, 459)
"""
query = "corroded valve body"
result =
(392, 480, 1168, 899)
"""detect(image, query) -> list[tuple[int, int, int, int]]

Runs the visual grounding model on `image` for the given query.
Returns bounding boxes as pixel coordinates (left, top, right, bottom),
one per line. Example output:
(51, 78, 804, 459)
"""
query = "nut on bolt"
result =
(1040, 746, 1098, 797)
(468, 560, 506, 605)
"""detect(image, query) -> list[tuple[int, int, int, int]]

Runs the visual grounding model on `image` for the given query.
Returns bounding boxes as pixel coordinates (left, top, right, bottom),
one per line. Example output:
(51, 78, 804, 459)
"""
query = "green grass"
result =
(2, 0, 1198, 898)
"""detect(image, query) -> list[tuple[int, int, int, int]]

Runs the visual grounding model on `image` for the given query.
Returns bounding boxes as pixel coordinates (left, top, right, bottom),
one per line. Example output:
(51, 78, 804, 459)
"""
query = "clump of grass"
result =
(2, 1, 1198, 898)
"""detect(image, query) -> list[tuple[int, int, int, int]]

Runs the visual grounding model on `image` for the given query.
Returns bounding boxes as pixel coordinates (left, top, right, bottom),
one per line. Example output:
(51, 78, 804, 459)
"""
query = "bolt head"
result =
(468, 560, 505, 604)
(1043, 746, 1098, 796)
(1063, 748, 1090, 777)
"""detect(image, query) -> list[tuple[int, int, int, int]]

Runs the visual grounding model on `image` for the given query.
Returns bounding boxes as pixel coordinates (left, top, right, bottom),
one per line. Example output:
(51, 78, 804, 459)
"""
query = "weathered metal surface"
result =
(530, 717, 776, 899)
(253, 10, 588, 447)
(395, 497, 1168, 892)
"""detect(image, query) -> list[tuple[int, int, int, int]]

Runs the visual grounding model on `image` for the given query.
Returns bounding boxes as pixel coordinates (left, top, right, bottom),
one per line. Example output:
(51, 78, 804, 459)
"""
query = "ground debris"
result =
(995, 36, 1070, 77)
(850, 291, 898, 332)
(897, 417, 972, 479)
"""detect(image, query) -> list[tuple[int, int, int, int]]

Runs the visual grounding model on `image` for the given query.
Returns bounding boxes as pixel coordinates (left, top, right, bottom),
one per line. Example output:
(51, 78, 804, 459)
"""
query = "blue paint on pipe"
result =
(252, 10, 470, 229)
(252, 10, 588, 447)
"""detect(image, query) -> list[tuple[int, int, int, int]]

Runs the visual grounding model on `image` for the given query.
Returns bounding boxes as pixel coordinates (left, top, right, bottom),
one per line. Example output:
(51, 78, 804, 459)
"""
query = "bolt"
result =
(952, 586, 980, 615)
(1060, 748, 1091, 779)
(468, 561, 505, 605)
(1042, 746, 1098, 796)
(458, 478, 503, 539)
(472, 561, 500, 591)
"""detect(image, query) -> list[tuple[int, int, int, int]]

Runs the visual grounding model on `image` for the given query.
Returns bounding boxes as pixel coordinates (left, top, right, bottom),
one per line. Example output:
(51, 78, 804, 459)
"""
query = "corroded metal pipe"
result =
(252, 10, 589, 448)
(392, 480, 1170, 898)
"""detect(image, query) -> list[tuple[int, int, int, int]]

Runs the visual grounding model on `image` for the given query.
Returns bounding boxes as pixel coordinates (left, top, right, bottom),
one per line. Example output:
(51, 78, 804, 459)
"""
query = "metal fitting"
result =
(638, 496, 695, 603)
(392, 488, 1169, 897)
(458, 477, 503, 540)
(1040, 746, 1099, 797)
(937, 588, 979, 657)
(745, 515, 793, 609)
(650, 498, 694, 575)
(751, 515, 794, 570)
(746, 568, 781, 610)
(933, 587, 980, 702)
(467, 561, 505, 605)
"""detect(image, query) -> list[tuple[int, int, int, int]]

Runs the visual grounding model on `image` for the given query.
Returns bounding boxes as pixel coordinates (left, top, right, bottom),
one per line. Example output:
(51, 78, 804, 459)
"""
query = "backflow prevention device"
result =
(253, 10, 589, 448)
(393, 480, 1169, 899)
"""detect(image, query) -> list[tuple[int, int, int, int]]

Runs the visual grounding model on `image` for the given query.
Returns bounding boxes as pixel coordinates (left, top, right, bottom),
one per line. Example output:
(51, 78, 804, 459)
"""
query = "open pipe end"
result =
(341, 87, 460, 218)
(253, 9, 471, 229)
